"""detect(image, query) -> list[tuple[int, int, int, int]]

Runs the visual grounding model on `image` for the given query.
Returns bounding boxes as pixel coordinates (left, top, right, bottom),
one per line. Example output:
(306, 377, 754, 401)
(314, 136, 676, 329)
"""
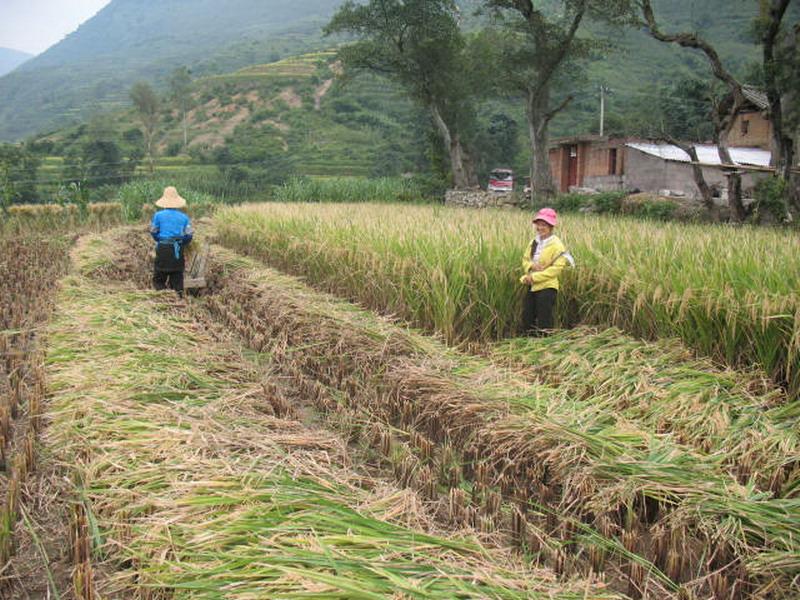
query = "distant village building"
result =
(546, 86, 800, 202)
(548, 135, 626, 194)
(730, 86, 772, 150)
(548, 135, 773, 201)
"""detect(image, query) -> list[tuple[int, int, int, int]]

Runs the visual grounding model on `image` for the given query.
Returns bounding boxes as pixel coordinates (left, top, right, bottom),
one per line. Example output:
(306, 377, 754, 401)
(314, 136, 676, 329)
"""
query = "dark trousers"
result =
(153, 270, 184, 295)
(522, 288, 557, 335)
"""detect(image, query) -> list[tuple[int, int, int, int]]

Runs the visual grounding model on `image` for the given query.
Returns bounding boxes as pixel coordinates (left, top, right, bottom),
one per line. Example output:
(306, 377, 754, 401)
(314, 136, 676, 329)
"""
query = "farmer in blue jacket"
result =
(150, 186, 193, 295)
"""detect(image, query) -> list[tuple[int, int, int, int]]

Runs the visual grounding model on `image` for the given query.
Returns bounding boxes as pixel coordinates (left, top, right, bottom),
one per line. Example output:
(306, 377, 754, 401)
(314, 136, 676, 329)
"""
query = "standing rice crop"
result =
(214, 203, 800, 396)
(1, 202, 124, 234)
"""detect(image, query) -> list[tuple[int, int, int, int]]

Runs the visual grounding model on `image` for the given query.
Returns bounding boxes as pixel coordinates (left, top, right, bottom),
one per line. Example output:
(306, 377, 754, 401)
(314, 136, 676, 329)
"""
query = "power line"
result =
(3, 159, 307, 186)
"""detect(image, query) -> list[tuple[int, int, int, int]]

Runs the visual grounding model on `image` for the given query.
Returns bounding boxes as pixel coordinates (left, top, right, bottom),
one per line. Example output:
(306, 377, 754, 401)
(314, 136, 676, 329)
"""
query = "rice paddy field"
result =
(214, 203, 800, 396)
(1, 200, 799, 599)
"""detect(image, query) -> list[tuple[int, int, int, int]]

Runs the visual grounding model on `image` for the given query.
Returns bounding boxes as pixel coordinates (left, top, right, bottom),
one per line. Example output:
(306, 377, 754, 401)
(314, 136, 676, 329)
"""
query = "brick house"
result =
(546, 86, 800, 201)
(729, 86, 771, 150)
(548, 135, 627, 193)
(547, 136, 773, 200)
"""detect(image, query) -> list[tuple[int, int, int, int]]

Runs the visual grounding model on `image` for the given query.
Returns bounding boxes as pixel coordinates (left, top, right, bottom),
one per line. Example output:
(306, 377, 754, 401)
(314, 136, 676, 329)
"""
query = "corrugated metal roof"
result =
(742, 85, 769, 110)
(626, 142, 772, 167)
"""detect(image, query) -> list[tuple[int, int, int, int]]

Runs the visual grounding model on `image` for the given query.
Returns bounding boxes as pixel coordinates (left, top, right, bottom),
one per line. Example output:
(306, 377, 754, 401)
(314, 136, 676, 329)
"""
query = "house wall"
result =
(549, 139, 627, 192)
(549, 147, 563, 190)
(582, 141, 626, 190)
(583, 141, 625, 177)
(623, 148, 765, 202)
(584, 174, 626, 191)
(730, 111, 772, 149)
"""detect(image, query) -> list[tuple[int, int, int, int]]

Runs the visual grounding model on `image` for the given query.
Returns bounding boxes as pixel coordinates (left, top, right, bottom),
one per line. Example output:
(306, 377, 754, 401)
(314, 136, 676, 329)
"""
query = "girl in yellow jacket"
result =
(520, 208, 573, 335)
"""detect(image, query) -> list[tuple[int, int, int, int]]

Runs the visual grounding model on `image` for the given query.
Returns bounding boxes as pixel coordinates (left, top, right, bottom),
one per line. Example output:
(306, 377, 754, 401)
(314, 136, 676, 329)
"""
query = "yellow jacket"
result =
(520, 235, 568, 292)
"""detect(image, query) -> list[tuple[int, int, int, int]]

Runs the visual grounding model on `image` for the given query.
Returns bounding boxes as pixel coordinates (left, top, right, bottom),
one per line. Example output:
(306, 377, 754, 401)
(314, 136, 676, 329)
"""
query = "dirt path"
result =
(314, 78, 334, 110)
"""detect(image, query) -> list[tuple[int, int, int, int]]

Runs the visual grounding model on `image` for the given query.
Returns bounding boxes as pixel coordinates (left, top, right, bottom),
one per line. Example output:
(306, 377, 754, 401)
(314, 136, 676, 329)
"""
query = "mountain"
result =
(0, 0, 343, 141)
(35, 51, 424, 184)
(3, 0, 797, 145)
(0, 48, 32, 77)
(22, 0, 800, 196)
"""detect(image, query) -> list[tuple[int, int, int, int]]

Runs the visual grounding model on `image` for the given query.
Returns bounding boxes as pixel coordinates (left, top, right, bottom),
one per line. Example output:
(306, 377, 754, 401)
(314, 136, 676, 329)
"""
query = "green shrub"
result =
(593, 191, 626, 214)
(550, 191, 627, 215)
(635, 199, 677, 221)
(165, 142, 183, 157)
(273, 176, 438, 204)
(116, 179, 217, 221)
(752, 176, 789, 223)
(550, 193, 590, 212)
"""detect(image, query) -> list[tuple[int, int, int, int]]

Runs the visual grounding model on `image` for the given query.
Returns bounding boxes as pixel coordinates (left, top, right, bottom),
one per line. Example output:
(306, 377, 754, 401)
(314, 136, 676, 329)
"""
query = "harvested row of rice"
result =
(0, 235, 70, 593)
(492, 328, 798, 495)
(44, 237, 609, 599)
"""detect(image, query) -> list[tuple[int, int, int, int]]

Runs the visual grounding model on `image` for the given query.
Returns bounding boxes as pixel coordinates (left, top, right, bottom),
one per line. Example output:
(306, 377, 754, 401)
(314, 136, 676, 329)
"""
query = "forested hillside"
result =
(1, 0, 796, 143)
(0, 0, 342, 141)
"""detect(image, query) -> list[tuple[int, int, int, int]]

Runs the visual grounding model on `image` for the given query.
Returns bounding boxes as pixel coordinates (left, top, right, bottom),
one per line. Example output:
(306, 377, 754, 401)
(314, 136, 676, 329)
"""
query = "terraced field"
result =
(35, 50, 419, 195)
(2, 202, 798, 598)
(205, 51, 338, 83)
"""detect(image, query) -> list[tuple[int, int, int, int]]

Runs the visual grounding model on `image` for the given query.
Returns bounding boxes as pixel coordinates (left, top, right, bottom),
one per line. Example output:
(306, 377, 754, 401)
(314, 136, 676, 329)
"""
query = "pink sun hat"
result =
(533, 207, 558, 227)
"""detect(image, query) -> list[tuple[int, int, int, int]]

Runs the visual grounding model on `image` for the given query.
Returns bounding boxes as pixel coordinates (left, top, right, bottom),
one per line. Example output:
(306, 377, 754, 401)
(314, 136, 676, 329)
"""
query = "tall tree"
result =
(641, 0, 748, 220)
(169, 66, 193, 151)
(758, 0, 797, 208)
(326, 0, 481, 189)
(72, 113, 137, 188)
(641, 0, 795, 221)
(484, 0, 636, 198)
(130, 81, 160, 173)
(0, 144, 40, 213)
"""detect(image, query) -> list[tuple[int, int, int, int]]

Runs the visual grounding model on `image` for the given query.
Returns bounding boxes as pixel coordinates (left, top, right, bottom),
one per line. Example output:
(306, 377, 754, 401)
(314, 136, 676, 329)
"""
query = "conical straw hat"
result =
(155, 186, 187, 209)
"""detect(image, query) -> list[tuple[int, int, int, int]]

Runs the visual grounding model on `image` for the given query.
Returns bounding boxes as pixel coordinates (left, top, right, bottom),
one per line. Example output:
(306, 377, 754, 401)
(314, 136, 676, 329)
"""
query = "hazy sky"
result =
(0, 0, 112, 55)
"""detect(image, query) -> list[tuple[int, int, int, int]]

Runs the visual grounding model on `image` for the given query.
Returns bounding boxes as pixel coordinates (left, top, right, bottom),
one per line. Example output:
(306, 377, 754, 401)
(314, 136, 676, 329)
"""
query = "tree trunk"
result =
(687, 149, 716, 214)
(661, 135, 716, 214)
(430, 104, 478, 189)
(790, 173, 800, 214)
(726, 169, 746, 222)
(527, 89, 557, 199)
(146, 129, 155, 175)
(762, 0, 793, 184)
(182, 108, 188, 150)
(717, 116, 747, 222)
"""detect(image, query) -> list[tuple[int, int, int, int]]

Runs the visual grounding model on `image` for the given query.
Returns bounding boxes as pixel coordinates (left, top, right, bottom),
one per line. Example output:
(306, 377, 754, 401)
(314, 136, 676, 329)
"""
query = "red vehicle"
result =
(488, 168, 514, 193)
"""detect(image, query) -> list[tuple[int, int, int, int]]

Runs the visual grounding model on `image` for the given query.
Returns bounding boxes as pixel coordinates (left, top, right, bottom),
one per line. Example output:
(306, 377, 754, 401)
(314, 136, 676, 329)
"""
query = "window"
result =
(741, 119, 750, 136)
(609, 148, 618, 175)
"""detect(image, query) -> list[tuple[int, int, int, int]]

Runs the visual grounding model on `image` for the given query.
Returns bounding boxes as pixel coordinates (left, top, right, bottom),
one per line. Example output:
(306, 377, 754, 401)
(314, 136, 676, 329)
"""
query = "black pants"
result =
(153, 270, 184, 295)
(522, 288, 557, 336)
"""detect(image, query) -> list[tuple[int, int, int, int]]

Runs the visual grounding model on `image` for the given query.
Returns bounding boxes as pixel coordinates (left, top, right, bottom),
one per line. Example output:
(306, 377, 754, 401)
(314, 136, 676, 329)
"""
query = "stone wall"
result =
(445, 190, 523, 209)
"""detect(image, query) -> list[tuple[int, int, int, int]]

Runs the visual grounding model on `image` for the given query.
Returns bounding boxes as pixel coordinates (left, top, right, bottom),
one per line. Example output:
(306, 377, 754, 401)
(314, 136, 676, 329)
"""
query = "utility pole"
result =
(599, 85, 611, 137)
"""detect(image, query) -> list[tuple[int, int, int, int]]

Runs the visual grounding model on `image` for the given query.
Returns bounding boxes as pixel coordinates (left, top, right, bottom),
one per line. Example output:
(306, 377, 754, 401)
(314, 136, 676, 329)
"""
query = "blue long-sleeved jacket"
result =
(150, 209, 193, 245)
